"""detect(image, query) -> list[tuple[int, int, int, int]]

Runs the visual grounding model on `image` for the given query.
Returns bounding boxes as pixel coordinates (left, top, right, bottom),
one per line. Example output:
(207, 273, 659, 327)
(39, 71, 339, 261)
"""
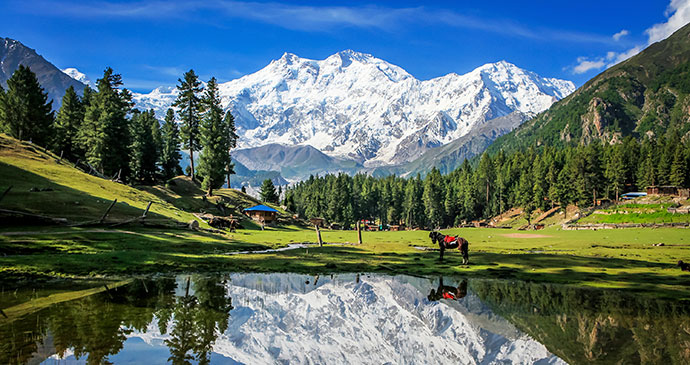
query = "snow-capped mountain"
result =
(61, 67, 91, 86)
(134, 50, 574, 166)
(125, 274, 564, 364)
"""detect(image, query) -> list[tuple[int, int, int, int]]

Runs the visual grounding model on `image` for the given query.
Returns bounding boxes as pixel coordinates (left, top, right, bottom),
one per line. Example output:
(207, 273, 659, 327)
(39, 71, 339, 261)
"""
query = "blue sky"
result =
(2, 0, 689, 92)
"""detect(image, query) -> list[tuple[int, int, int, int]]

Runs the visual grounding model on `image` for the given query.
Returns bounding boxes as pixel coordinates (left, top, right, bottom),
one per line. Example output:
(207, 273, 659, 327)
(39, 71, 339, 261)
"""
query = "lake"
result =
(1, 273, 689, 364)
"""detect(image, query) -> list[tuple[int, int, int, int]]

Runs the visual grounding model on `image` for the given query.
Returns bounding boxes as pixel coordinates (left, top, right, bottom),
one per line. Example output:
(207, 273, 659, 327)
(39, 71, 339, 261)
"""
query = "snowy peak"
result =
(133, 50, 574, 167)
(61, 67, 91, 86)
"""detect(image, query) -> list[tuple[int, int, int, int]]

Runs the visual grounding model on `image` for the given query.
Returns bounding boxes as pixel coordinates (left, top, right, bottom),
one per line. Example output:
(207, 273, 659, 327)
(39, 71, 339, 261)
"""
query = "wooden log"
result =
(0, 185, 12, 205)
(100, 199, 117, 223)
(316, 224, 323, 247)
(142, 201, 153, 218)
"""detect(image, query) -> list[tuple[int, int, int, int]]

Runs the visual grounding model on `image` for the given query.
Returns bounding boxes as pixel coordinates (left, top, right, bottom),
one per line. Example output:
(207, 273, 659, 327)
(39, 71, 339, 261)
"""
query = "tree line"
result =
(285, 135, 690, 228)
(0, 65, 238, 195)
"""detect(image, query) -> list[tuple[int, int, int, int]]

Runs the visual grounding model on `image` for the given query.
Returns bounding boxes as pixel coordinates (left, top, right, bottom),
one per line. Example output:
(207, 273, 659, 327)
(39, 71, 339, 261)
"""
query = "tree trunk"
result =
(357, 221, 362, 244)
(207, 185, 213, 197)
(190, 148, 195, 182)
(316, 224, 323, 247)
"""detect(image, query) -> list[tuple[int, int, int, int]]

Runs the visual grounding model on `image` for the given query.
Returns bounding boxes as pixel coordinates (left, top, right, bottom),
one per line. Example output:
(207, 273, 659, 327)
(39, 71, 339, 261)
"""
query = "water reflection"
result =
(1, 274, 689, 364)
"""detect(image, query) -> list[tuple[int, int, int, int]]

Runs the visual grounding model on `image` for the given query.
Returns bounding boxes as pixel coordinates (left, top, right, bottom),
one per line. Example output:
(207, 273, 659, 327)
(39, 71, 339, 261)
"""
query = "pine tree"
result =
(129, 110, 160, 184)
(174, 69, 203, 182)
(260, 179, 279, 204)
(0, 65, 54, 146)
(604, 144, 625, 199)
(670, 145, 686, 187)
(161, 108, 182, 180)
(223, 111, 239, 188)
(423, 167, 445, 228)
(402, 175, 424, 228)
(198, 78, 230, 196)
(53, 86, 84, 159)
(79, 67, 132, 179)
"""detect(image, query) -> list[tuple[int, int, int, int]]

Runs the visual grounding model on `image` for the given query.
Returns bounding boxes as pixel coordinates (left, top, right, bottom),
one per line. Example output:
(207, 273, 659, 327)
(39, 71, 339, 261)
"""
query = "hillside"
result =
(489, 22, 690, 154)
(0, 134, 275, 226)
(233, 143, 362, 181)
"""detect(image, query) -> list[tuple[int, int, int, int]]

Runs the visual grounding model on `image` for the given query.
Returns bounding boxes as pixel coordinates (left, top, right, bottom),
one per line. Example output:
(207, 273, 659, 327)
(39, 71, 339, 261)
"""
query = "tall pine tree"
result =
(223, 111, 239, 188)
(198, 77, 230, 196)
(0, 65, 54, 146)
(129, 109, 160, 184)
(79, 67, 132, 179)
(173, 69, 203, 182)
(53, 86, 84, 159)
(423, 167, 445, 228)
(161, 108, 182, 180)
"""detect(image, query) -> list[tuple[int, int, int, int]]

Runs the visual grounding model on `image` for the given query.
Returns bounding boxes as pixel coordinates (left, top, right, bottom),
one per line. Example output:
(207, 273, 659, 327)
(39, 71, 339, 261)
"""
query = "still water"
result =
(1, 273, 689, 364)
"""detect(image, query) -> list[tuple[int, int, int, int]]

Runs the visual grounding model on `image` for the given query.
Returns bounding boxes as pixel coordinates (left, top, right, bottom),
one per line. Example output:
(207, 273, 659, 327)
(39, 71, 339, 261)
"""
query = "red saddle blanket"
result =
(444, 235, 457, 244)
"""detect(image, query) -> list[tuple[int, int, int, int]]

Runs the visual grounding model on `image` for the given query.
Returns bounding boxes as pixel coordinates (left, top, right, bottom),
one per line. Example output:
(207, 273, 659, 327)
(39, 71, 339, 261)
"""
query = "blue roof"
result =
(244, 204, 279, 212)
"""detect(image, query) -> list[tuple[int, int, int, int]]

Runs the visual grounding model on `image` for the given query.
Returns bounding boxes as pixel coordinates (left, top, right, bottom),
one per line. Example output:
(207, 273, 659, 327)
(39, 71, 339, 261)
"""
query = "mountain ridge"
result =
(0, 37, 86, 108)
(133, 50, 574, 168)
(488, 22, 690, 154)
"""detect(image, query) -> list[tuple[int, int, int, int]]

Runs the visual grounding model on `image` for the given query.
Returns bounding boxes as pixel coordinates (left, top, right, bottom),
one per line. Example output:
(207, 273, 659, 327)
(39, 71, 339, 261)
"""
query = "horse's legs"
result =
(438, 240, 445, 261)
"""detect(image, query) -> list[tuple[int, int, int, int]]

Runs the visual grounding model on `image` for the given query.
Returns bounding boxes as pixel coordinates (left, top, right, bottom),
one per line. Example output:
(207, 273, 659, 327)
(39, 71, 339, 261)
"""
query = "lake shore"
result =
(2, 225, 689, 300)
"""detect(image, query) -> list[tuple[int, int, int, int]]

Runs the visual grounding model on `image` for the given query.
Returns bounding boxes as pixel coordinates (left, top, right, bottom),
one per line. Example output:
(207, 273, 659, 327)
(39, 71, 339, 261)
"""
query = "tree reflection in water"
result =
(165, 275, 234, 365)
(3, 274, 690, 364)
(0, 275, 232, 365)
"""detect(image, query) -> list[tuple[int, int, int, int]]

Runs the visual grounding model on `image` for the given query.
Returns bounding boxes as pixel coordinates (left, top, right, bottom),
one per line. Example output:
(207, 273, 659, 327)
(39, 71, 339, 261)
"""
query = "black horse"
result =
(428, 277, 468, 301)
(429, 231, 469, 263)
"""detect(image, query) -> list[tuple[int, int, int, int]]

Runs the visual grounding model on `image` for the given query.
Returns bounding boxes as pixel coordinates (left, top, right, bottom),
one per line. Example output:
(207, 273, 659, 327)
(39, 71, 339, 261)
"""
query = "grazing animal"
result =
(427, 277, 468, 301)
(429, 231, 469, 263)
(678, 260, 690, 272)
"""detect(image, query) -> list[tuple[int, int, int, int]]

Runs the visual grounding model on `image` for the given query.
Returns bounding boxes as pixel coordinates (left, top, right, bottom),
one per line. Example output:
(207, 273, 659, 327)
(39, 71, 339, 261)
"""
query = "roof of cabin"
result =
(244, 204, 279, 212)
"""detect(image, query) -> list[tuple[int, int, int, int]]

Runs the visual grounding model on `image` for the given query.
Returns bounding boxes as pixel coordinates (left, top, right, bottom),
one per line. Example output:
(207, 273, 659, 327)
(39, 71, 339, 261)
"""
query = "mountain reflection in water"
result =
(1, 274, 688, 364)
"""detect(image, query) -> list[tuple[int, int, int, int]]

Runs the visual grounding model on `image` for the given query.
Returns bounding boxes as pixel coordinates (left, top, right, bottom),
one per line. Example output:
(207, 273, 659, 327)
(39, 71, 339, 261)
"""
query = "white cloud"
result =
(572, 0, 690, 74)
(612, 29, 629, 41)
(573, 57, 606, 74)
(12, 0, 614, 43)
(646, 0, 690, 43)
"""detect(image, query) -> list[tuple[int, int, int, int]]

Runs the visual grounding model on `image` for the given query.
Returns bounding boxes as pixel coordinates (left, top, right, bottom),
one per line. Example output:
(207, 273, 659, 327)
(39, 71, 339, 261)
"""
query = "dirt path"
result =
(501, 233, 553, 239)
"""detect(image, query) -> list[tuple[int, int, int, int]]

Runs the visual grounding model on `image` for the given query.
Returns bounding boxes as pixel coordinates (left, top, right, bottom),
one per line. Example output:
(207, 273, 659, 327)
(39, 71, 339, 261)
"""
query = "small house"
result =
(244, 205, 278, 224)
(647, 186, 679, 196)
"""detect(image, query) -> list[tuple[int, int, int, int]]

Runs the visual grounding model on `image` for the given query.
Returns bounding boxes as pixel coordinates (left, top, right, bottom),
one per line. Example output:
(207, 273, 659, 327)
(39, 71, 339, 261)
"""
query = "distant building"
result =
(244, 205, 278, 225)
(647, 186, 679, 196)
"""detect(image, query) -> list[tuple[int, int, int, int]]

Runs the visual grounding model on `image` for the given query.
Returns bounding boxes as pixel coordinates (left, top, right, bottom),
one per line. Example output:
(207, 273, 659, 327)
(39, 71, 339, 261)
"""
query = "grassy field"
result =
(2, 133, 690, 300)
(2, 224, 689, 300)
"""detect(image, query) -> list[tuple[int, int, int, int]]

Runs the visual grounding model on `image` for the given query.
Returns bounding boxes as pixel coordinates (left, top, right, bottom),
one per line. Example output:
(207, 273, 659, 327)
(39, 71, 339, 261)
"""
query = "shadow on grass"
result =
(0, 163, 174, 224)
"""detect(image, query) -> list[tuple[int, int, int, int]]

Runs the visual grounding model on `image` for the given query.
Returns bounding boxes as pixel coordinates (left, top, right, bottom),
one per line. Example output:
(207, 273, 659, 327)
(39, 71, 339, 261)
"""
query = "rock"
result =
(188, 220, 199, 230)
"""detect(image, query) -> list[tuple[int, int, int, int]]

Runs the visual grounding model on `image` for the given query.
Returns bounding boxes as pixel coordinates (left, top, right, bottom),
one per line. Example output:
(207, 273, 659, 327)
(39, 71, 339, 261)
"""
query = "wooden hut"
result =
(244, 205, 278, 224)
(647, 186, 679, 196)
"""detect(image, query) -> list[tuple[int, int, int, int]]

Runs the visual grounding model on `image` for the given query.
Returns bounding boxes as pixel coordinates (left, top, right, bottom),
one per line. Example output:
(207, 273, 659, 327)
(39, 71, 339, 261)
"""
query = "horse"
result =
(429, 231, 469, 264)
(427, 277, 468, 301)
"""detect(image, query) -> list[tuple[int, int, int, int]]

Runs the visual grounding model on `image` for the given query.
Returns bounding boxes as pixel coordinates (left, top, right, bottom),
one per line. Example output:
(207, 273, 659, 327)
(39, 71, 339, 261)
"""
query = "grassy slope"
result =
(0, 134, 197, 223)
